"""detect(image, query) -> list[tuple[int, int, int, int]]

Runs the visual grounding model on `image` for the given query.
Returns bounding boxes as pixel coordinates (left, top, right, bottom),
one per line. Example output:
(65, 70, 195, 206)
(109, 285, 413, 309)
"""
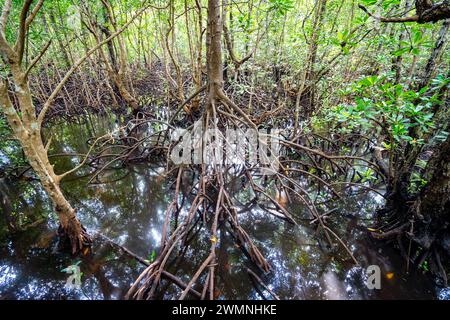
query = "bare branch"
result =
(358, 4, 419, 22)
(223, 23, 254, 68)
(14, 0, 34, 64)
(44, 135, 52, 152)
(25, 0, 45, 29)
(57, 133, 109, 182)
(24, 39, 52, 78)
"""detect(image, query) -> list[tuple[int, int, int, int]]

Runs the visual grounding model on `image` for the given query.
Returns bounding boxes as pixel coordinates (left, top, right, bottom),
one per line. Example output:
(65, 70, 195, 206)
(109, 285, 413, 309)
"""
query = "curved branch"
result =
(25, 0, 44, 29)
(358, 4, 420, 22)
(358, 1, 450, 24)
(14, 0, 33, 63)
(24, 39, 52, 79)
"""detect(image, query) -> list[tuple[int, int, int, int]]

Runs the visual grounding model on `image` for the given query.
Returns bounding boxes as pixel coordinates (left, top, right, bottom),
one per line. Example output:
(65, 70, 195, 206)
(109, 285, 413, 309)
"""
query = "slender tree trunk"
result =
(83, 0, 139, 113)
(392, 1, 412, 84)
(294, 0, 327, 131)
(304, 0, 327, 112)
(47, 11, 72, 68)
(168, 0, 185, 102)
(410, 123, 450, 253)
(0, 63, 90, 255)
(207, 0, 223, 107)
(419, 19, 449, 89)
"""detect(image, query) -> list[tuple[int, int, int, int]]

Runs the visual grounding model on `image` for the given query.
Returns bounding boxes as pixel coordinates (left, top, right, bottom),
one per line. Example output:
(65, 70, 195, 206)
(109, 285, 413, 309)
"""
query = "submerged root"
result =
(123, 92, 368, 299)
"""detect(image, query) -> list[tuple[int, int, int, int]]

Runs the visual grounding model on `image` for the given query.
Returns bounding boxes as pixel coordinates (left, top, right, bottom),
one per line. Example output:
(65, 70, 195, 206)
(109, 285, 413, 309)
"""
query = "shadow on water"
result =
(0, 115, 442, 300)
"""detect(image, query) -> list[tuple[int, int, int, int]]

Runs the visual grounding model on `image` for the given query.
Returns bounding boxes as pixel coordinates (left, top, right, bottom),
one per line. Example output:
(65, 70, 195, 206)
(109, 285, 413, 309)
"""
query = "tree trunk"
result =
(207, 0, 223, 107)
(391, 19, 449, 201)
(0, 63, 91, 255)
(414, 0, 450, 23)
(47, 11, 72, 68)
(294, 0, 327, 130)
(304, 0, 327, 112)
(392, 1, 412, 84)
(85, 1, 139, 113)
(411, 130, 450, 250)
(419, 19, 449, 89)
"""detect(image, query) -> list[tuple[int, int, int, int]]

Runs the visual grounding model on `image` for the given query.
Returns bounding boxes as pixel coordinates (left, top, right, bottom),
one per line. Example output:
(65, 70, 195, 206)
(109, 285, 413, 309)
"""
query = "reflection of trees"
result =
(3, 116, 439, 299)
(43, 117, 169, 257)
(0, 227, 145, 300)
(61, 166, 169, 258)
(0, 177, 51, 235)
(1, 117, 170, 299)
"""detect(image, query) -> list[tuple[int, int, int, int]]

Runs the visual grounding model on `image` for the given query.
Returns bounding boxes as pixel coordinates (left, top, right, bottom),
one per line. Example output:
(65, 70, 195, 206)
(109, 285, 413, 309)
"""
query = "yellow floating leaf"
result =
(367, 228, 379, 232)
(210, 236, 218, 244)
(386, 272, 394, 280)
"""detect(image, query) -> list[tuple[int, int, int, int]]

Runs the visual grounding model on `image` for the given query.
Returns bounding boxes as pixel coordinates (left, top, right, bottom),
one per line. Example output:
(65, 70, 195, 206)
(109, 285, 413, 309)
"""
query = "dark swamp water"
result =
(0, 115, 448, 300)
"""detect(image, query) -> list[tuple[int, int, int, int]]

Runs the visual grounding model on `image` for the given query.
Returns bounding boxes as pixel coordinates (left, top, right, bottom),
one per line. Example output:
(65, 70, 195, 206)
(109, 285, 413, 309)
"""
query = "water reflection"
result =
(0, 115, 441, 300)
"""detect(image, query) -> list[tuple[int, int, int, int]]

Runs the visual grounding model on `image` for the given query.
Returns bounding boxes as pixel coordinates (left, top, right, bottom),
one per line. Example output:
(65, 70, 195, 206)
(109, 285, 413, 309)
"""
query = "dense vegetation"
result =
(0, 0, 449, 299)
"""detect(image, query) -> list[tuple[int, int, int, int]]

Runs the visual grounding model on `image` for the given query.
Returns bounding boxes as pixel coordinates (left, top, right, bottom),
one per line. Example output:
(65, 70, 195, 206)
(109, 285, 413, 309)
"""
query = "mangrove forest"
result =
(0, 0, 449, 301)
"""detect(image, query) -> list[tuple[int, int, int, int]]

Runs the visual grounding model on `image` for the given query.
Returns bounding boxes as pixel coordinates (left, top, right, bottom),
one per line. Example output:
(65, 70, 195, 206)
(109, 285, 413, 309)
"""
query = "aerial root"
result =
(119, 98, 375, 299)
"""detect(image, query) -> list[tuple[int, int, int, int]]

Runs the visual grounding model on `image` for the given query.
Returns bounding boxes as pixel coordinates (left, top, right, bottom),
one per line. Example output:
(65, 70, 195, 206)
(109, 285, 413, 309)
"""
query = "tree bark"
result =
(419, 19, 449, 89)
(410, 109, 450, 250)
(415, 0, 450, 23)
(207, 0, 224, 108)
(294, 0, 327, 130)
(359, 0, 450, 23)
(83, 0, 139, 113)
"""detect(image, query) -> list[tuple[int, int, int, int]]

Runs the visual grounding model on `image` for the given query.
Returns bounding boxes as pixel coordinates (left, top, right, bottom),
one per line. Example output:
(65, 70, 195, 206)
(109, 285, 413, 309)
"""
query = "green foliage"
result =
(419, 260, 429, 273)
(237, 13, 252, 32)
(411, 172, 428, 190)
(147, 249, 157, 263)
(327, 74, 448, 146)
(359, 168, 377, 183)
(268, 0, 294, 16)
(361, 0, 402, 10)
(330, 30, 357, 55)
(360, 0, 378, 6)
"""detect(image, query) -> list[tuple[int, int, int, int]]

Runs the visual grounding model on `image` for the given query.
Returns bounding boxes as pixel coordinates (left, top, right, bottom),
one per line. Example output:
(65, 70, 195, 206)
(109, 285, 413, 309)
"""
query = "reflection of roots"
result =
(126, 162, 272, 300)
(125, 94, 369, 300)
(126, 100, 274, 300)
